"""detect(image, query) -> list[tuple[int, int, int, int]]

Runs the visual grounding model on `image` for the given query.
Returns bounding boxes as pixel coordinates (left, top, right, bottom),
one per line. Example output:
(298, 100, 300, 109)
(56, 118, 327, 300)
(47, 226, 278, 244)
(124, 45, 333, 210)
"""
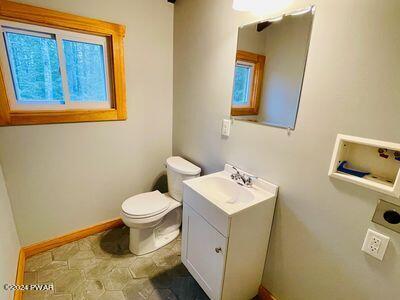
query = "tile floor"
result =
(23, 227, 209, 300)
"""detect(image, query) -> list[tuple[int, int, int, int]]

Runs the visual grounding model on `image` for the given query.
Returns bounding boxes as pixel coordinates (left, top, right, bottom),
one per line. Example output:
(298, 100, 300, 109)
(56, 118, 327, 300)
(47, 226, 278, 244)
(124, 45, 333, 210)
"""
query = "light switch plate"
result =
(221, 119, 231, 137)
(361, 229, 389, 261)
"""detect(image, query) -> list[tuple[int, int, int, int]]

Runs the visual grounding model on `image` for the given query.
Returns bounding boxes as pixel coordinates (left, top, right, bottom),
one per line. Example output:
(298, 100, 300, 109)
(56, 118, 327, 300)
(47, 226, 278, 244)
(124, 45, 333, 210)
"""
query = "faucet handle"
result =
(243, 174, 257, 186)
(230, 166, 241, 179)
(231, 166, 240, 173)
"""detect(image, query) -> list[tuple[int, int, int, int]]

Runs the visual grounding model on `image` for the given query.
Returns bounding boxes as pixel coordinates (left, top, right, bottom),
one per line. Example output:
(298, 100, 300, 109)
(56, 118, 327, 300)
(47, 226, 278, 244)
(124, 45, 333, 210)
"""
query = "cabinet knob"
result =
(215, 247, 222, 253)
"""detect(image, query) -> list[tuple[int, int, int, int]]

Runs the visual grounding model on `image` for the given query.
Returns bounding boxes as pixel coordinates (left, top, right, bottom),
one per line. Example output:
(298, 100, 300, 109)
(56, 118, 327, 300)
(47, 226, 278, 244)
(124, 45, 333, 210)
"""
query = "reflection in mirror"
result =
(231, 7, 315, 129)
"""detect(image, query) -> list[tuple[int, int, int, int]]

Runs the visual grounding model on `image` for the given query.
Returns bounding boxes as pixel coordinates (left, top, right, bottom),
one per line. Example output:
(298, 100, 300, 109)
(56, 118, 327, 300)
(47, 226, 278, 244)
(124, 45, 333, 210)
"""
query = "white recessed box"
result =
(328, 134, 400, 197)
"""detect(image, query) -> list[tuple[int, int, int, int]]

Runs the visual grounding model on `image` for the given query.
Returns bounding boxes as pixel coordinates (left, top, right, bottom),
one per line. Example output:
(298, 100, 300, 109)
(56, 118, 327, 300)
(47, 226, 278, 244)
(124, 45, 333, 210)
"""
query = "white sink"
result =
(183, 164, 278, 216)
(181, 164, 279, 300)
(190, 176, 255, 204)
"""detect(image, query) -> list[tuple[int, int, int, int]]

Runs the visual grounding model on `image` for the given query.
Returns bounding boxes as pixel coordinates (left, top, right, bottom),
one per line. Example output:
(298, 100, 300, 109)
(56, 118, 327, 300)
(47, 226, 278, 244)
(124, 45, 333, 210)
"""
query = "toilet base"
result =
(128, 206, 182, 255)
(129, 227, 180, 255)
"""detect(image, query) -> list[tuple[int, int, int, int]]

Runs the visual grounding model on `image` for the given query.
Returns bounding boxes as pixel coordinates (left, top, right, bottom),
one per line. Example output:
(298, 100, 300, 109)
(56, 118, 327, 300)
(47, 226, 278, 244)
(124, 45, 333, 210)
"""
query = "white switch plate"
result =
(221, 119, 231, 137)
(361, 229, 389, 261)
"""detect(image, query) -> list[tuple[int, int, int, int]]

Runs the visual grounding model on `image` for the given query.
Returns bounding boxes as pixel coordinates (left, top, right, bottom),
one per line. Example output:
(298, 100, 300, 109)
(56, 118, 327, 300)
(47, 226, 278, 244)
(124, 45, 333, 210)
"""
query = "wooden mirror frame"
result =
(231, 50, 266, 116)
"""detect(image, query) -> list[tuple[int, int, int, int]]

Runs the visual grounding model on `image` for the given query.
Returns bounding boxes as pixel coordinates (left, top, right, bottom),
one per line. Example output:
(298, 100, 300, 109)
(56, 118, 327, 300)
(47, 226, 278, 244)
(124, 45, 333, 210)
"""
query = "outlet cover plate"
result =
(361, 229, 389, 261)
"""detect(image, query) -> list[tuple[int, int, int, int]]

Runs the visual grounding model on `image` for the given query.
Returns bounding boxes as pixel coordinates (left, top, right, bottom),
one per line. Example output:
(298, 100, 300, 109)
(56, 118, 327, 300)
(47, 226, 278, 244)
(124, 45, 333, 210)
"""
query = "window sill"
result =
(231, 107, 259, 116)
(0, 109, 127, 126)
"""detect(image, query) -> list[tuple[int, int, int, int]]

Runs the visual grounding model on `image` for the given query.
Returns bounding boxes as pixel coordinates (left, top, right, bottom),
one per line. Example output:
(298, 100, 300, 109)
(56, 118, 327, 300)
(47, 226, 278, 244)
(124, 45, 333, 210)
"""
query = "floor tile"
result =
(152, 248, 176, 268)
(68, 250, 96, 269)
(96, 290, 126, 300)
(129, 257, 159, 279)
(77, 237, 93, 251)
(150, 269, 174, 289)
(85, 259, 115, 279)
(103, 267, 133, 290)
(100, 227, 130, 255)
(54, 269, 85, 293)
(123, 278, 154, 300)
(91, 241, 115, 258)
(25, 252, 52, 272)
(170, 276, 208, 300)
(46, 294, 72, 300)
(24, 272, 37, 285)
(112, 255, 137, 268)
(73, 279, 105, 300)
(23, 227, 209, 300)
(37, 261, 68, 283)
(52, 242, 80, 261)
(148, 289, 177, 300)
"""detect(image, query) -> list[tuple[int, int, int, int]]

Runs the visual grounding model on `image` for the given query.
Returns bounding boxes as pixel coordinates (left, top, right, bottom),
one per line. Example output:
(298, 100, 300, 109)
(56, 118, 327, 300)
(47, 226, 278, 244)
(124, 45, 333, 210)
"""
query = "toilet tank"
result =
(166, 156, 201, 202)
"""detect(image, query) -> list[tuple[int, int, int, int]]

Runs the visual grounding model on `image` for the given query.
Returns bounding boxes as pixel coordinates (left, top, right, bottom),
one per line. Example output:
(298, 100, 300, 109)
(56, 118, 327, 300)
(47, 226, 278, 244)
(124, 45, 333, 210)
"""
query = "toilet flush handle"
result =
(215, 247, 222, 254)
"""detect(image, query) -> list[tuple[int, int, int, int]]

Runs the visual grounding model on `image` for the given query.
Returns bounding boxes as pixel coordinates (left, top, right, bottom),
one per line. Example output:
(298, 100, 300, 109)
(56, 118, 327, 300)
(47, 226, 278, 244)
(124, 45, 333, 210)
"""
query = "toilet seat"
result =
(120, 156, 200, 255)
(122, 191, 170, 219)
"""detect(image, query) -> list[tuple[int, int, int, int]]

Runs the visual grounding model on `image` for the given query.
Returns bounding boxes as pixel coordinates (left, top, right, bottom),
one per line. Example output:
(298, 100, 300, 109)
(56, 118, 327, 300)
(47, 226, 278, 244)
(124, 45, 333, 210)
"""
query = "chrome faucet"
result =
(230, 166, 257, 187)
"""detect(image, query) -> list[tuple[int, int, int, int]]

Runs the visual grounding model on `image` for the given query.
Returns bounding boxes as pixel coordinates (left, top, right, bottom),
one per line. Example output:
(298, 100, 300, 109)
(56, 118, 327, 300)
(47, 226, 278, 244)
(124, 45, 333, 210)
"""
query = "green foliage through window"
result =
(232, 64, 251, 105)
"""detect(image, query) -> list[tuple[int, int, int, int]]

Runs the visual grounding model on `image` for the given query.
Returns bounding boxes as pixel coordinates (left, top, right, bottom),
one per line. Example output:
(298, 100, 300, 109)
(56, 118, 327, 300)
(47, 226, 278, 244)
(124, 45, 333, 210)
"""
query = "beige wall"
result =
(173, 0, 400, 299)
(0, 0, 174, 245)
(258, 12, 313, 127)
(0, 164, 20, 299)
(237, 23, 267, 55)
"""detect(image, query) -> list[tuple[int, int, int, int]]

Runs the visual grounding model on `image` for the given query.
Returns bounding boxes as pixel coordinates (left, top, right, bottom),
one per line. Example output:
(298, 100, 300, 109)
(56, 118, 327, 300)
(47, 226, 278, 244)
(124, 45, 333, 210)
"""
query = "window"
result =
(63, 40, 108, 103)
(231, 50, 266, 116)
(0, 0, 126, 125)
(233, 61, 254, 106)
(1, 22, 111, 110)
(5, 30, 64, 105)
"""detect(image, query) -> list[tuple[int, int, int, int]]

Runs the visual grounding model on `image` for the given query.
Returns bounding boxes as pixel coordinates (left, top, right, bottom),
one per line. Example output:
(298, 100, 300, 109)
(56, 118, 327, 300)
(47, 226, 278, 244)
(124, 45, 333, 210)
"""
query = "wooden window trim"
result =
(0, 0, 126, 126)
(231, 50, 266, 116)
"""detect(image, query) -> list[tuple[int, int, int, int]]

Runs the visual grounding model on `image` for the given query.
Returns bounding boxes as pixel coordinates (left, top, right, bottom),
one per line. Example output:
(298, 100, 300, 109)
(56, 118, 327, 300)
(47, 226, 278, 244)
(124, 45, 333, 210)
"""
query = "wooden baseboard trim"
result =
(13, 249, 26, 300)
(14, 217, 123, 300)
(258, 285, 277, 300)
(23, 217, 123, 258)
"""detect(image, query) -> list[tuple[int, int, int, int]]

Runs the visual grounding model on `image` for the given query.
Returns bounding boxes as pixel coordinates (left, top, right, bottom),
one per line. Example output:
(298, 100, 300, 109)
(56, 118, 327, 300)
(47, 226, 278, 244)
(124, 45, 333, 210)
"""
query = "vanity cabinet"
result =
(181, 168, 278, 300)
(182, 204, 227, 300)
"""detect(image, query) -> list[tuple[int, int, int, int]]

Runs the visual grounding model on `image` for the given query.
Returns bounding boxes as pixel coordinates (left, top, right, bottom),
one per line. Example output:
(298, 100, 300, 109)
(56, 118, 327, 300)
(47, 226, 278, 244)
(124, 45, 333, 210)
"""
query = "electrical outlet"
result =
(361, 229, 390, 260)
(369, 236, 381, 254)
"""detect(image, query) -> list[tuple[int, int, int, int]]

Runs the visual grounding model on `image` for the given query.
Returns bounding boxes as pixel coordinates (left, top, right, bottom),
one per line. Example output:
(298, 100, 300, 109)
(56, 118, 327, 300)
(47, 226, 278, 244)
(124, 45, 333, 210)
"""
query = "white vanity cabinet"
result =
(181, 165, 278, 300)
(182, 204, 227, 300)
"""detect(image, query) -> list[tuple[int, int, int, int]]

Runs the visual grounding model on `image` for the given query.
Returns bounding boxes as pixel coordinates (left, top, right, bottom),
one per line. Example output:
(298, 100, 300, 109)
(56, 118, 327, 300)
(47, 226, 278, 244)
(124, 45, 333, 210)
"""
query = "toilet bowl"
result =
(121, 156, 201, 255)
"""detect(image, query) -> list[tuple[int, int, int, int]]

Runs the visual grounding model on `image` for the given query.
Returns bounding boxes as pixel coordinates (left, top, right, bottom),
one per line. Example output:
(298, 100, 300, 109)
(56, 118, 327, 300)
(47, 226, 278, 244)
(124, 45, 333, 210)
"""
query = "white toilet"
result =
(121, 156, 201, 255)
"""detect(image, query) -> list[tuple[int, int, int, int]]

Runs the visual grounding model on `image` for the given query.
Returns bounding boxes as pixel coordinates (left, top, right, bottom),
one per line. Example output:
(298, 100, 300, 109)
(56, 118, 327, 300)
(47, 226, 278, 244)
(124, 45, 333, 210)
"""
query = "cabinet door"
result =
(181, 204, 227, 300)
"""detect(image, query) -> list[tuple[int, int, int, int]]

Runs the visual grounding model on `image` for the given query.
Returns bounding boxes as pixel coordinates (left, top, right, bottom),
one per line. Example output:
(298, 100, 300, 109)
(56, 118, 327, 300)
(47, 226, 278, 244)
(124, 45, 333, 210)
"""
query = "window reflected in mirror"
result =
(232, 50, 265, 116)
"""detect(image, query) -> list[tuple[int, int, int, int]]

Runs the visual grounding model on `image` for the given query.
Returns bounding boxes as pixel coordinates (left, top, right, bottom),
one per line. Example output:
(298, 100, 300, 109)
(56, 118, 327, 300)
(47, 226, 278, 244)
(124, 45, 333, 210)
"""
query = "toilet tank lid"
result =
(166, 156, 201, 175)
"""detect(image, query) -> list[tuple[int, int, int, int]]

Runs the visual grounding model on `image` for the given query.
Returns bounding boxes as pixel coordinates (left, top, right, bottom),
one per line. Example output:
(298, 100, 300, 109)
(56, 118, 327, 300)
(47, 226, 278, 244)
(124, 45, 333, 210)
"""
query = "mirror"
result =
(231, 7, 315, 129)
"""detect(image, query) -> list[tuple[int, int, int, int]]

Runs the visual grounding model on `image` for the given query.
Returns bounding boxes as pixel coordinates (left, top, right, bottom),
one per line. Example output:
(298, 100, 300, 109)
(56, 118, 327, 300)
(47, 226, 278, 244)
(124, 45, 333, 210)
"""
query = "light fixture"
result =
(232, 0, 294, 15)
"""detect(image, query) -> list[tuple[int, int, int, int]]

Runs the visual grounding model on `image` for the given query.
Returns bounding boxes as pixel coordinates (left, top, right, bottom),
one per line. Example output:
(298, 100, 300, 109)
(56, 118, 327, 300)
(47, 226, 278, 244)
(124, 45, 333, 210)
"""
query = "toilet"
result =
(121, 156, 201, 255)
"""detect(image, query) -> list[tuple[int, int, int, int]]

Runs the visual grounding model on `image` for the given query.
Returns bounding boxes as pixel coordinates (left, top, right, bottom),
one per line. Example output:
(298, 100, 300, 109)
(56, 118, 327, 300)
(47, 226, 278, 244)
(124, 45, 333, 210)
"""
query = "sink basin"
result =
(191, 176, 254, 204)
(183, 164, 278, 216)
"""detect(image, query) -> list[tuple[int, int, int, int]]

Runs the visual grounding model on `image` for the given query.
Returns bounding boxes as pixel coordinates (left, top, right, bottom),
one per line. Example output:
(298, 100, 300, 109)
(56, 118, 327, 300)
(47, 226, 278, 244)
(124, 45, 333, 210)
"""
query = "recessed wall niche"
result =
(328, 134, 400, 197)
